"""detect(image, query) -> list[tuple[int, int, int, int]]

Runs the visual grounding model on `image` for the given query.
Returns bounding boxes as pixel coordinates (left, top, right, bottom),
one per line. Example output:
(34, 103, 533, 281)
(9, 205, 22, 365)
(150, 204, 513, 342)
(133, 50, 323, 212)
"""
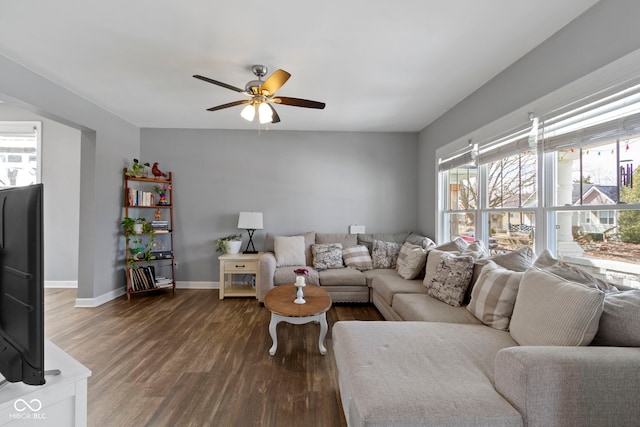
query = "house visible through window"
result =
(0, 121, 41, 187)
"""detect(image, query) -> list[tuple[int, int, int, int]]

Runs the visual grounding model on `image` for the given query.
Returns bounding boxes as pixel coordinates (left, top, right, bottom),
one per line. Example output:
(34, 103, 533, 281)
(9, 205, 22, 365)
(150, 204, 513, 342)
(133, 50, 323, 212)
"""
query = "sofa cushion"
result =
(425, 253, 474, 307)
(372, 240, 401, 269)
(312, 243, 344, 270)
(274, 235, 305, 267)
(333, 322, 521, 427)
(362, 268, 399, 287)
(396, 242, 427, 280)
(534, 249, 617, 292)
(591, 290, 640, 347)
(371, 275, 427, 306)
(342, 245, 373, 271)
(392, 294, 483, 324)
(404, 232, 436, 249)
(467, 261, 524, 330)
(273, 266, 320, 285)
(318, 268, 366, 286)
(316, 233, 357, 248)
(510, 267, 605, 346)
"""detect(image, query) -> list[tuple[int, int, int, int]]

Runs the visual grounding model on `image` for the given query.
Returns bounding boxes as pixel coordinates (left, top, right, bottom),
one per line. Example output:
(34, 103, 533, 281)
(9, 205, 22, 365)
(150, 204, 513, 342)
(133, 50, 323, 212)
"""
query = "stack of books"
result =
(151, 220, 169, 233)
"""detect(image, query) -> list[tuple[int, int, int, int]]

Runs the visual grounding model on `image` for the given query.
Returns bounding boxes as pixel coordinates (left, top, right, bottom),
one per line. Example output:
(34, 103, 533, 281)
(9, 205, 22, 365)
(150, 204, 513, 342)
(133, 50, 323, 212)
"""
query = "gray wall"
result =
(141, 129, 419, 282)
(0, 103, 81, 284)
(418, 0, 640, 239)
(0, 55, 140, 301)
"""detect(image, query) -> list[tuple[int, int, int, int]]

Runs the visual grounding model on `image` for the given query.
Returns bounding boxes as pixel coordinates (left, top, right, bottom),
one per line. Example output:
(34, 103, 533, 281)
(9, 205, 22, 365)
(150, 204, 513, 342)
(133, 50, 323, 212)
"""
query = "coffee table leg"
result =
(318, 312, 328, 355)
(269, 314, 279, 356)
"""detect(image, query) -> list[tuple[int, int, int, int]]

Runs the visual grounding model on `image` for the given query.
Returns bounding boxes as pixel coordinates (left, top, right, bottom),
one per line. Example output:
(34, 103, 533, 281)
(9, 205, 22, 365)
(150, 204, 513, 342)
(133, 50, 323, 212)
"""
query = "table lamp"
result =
(237, 211, 263, 254)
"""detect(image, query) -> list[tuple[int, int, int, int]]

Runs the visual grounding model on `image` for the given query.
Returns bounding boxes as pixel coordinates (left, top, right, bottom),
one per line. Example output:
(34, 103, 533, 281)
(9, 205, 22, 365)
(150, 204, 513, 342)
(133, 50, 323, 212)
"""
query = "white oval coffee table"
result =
(264, 284, 332, 356)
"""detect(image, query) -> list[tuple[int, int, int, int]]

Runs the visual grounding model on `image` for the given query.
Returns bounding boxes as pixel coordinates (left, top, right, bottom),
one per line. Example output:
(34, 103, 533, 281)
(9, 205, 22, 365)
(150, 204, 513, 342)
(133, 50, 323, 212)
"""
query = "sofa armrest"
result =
(495, 346, 640, 426)
(257, 252, 276, 302)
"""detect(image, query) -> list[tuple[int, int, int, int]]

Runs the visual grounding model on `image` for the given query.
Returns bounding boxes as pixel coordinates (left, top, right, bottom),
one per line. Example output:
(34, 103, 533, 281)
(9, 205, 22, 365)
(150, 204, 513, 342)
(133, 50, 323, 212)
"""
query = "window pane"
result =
(556, 140, 623, 206)
(446, 212, 476, 243)
(487, 153, 536, 208)
(554, 209, 640, 289)
(488, 211, 535, 252)
(0, 129, 38, 187)
(620, 137, 640, 203)
(447, 165, 477, 210)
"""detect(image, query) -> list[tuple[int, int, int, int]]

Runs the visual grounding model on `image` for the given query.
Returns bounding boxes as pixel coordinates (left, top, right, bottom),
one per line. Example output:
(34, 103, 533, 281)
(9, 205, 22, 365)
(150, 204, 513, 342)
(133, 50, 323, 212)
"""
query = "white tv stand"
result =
(0, 341, 91, 426)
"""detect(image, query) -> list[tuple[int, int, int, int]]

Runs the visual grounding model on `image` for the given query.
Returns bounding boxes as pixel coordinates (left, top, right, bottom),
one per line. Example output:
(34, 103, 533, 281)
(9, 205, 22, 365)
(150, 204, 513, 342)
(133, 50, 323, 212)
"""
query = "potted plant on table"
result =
(215, 234, 243, 254)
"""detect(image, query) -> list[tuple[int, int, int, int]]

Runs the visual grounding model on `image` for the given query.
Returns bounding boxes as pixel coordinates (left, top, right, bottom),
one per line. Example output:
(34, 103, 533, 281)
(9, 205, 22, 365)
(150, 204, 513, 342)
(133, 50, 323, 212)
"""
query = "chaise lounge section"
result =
(331, 238, 640, 426)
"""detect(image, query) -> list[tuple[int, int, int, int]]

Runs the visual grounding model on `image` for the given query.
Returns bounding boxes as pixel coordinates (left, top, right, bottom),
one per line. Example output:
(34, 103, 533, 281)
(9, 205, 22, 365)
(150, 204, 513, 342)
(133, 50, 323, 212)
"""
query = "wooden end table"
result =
(264, 284, 332, 356)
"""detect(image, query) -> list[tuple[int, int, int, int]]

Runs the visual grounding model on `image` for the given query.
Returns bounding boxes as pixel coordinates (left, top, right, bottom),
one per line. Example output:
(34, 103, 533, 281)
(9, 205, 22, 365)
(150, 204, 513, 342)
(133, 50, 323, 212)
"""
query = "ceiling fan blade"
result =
(267, 104, 281, 123)
(206, 99, 251, 111)
(273, 96, 326, 109)
(193, 75, 246, 94)
(261, 69, 291, 96)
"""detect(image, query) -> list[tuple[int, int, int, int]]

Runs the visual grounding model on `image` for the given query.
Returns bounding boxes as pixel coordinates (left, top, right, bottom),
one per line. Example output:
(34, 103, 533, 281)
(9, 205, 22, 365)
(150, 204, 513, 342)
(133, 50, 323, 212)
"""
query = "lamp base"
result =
(243, 229, 259, 254)
(243, 250, 258, 254)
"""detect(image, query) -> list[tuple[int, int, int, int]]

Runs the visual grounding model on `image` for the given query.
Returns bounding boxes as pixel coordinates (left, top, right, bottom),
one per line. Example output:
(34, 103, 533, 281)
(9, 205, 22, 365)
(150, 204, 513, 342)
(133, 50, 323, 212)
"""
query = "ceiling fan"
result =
(193, 65, 326, 124)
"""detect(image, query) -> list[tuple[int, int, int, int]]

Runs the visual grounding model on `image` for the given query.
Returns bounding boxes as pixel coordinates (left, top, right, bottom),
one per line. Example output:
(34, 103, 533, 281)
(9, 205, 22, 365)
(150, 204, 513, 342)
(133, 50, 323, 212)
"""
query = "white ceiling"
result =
(0, 0, 598, 132)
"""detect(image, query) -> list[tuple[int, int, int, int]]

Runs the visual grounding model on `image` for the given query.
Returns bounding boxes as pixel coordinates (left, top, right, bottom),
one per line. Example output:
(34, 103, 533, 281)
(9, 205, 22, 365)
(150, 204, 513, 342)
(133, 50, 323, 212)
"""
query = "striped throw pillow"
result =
(342, 245, 373, 271)
(509, 267, 605, 346)
(396, 242, 428, 279)
(466, 261, 524, 330)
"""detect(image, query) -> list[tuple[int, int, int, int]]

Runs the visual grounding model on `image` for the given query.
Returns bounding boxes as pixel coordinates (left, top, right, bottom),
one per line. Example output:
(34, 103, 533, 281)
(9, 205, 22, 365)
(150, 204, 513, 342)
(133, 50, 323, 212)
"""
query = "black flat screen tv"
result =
(0, 183, 45, 386)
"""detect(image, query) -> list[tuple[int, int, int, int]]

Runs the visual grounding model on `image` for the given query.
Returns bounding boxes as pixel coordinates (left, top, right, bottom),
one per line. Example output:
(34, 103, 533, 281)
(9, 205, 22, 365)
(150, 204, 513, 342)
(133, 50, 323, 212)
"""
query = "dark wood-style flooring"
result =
(44, 288, 384, 426)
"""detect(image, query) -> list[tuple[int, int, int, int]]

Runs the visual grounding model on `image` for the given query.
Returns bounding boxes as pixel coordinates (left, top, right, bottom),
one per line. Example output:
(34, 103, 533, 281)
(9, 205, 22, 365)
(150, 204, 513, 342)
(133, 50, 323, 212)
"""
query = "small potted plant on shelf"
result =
(125, 158, 150, 178)
(122, 217, 156, 265)
(214, 234, 243, 254)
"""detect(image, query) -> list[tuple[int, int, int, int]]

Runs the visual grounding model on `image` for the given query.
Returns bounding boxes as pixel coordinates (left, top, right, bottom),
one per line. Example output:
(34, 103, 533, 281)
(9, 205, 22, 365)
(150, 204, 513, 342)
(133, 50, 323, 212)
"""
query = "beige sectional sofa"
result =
(257, 231, 431, 303)
(331, 239, 640, 426)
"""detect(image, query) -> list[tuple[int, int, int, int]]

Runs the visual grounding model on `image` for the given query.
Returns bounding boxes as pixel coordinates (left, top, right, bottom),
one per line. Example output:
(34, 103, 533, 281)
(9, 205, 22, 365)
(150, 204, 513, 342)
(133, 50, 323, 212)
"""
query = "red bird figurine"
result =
(152, 162, 168, 178)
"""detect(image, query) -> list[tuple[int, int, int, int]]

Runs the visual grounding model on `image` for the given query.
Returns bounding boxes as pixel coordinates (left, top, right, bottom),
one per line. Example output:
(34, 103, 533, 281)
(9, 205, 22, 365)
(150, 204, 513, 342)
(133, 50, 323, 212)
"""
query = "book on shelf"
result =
(153, 229, 170, 234)
(128, 265, 158, 291)
(128, 188, 156, 207)
(155, 276, 173, 287)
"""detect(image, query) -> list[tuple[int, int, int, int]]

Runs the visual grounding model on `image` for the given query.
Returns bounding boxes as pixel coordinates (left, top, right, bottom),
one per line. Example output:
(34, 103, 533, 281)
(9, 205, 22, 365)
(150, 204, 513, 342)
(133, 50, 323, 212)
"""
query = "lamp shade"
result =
(237, 212, 263, 230)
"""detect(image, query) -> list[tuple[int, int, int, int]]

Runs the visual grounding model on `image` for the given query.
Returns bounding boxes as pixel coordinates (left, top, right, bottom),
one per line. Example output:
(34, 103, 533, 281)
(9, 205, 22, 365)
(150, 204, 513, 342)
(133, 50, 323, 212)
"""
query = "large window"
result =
(438, 82, 640, 289)
(0, 122, 41, 187)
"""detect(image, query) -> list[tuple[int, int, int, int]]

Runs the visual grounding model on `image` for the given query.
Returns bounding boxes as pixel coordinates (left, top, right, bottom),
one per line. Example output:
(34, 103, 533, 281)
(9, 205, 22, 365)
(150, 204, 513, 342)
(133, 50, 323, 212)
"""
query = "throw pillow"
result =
(312, 243, 344, 270)
(471, 246, 536, 288)
(265, 231, 316, 266)
(274, 235, 306, 267)
(466, 261, 524, 330)
(591, 290, 640, 347)
(425, 253, 474, 307)
(509, 267, 605, 346)
(434, 237, 469, 252)
(342, 245, 373, 271)
(534, 249, 618, 292)
(462, 240, 490, 260)
(372, 240, 401, 269)
(396, 242, 428, 280)
(423, 248, 460, 287)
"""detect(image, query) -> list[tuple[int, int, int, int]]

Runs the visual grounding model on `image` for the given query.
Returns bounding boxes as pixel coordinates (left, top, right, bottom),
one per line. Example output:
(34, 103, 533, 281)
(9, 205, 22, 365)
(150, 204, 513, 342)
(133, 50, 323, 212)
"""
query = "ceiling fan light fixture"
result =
(258, 102, 273, 124)
(240, 103, 256, 121)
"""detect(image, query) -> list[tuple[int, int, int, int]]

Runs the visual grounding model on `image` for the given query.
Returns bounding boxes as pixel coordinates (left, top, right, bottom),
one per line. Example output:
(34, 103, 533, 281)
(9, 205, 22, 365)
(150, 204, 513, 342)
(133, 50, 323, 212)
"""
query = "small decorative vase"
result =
(294, 275, 306, 304)
(158, 194, 168, 205)
(133, 223, 144, 234)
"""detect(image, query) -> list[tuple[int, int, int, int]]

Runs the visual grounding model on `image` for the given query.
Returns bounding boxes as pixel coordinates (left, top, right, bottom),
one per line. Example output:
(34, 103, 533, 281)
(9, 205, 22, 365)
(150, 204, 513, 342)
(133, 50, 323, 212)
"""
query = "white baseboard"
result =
(75, 287, 127, 308)
(45, 280, 78, 288)
(176, 281, 219, 289)
(72, 282, 220, 308)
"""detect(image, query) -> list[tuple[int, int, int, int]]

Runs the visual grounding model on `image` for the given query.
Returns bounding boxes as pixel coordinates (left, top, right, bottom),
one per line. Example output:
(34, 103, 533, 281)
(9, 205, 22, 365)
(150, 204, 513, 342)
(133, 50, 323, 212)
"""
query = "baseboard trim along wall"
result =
(75, 287, 127, 308)
(45, 281, 78, 288)
(176, 281, 218, 289)
(72, 282, 220, 307)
